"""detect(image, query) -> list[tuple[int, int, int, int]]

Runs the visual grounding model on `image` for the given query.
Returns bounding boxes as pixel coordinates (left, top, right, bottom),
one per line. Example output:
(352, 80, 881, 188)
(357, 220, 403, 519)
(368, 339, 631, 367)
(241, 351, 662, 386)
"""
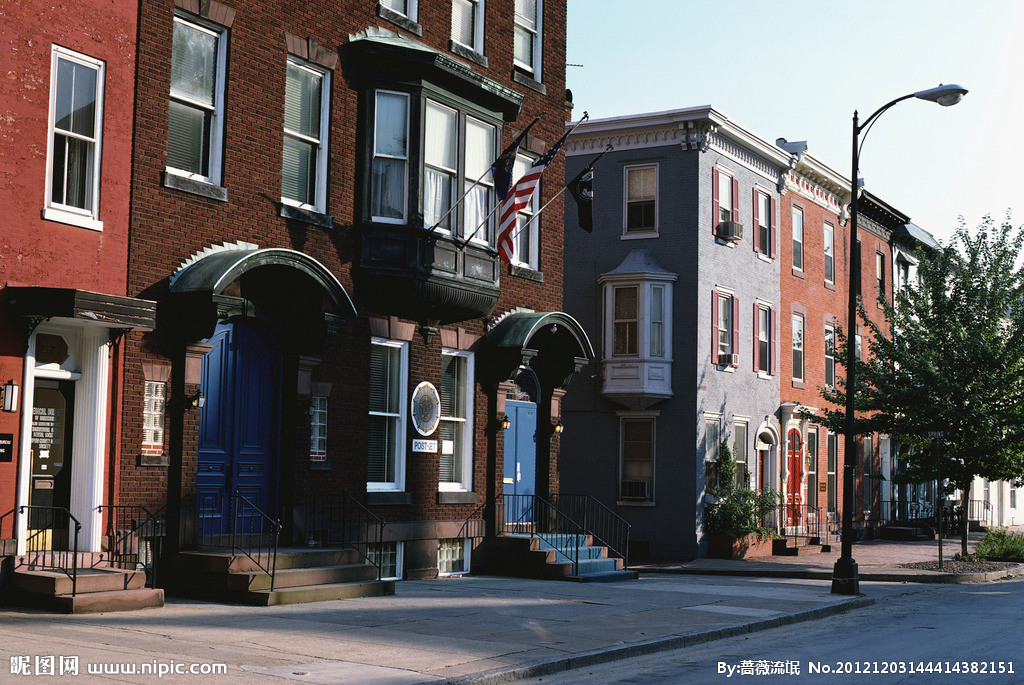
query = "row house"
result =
(115, 0, 598, 600)
(562, 108, 947, 560)
(0, 0, 162, 607)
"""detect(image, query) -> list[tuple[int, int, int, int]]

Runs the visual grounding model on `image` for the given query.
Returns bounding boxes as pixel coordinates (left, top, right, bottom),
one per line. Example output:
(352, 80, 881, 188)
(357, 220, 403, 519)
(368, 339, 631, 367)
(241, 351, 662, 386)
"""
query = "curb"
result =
(441, 596, 874, 685)
(637, 563, 1024, 584)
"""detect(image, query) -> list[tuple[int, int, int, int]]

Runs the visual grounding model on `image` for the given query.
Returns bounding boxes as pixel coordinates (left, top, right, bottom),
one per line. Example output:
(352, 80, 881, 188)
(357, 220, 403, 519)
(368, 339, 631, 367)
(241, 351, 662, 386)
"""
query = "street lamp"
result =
(831, 84, 968, 596)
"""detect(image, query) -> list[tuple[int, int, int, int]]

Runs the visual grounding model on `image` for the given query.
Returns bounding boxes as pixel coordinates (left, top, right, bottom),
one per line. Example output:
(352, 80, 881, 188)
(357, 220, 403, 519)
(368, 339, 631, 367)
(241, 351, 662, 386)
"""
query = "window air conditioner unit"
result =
(620, 480, 650, 501)
(718, 353, 739, 366)
(718, 220, 743, 241)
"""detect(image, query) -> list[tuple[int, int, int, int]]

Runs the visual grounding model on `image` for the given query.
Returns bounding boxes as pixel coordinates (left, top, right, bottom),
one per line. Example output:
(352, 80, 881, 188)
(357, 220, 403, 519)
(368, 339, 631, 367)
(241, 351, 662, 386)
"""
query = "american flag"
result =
(496, 129, 571, 263)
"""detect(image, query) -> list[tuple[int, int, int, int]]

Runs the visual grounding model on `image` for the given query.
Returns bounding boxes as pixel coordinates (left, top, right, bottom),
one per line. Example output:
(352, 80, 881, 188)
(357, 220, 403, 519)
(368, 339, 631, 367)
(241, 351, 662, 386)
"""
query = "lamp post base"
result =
(831, 557, 860, 595)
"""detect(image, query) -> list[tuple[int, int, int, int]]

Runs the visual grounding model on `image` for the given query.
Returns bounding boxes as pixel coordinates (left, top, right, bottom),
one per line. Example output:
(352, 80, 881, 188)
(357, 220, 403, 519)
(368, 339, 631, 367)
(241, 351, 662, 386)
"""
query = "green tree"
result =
(813, 215, 1024, 555)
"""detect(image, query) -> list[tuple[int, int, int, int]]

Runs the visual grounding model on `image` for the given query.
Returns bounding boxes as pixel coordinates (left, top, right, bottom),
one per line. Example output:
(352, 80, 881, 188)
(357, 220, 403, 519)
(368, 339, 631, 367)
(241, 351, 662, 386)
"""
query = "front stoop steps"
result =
(163, 547, 395, 606)
(9, 567, 164, 614)
(489, 534, 637, 582)
(772, 538, 829, 556)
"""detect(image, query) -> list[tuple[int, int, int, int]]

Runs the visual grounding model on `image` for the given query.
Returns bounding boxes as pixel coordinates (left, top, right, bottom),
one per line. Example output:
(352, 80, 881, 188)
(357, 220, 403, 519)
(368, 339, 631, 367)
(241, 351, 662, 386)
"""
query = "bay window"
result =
(371, 90, 409, 222)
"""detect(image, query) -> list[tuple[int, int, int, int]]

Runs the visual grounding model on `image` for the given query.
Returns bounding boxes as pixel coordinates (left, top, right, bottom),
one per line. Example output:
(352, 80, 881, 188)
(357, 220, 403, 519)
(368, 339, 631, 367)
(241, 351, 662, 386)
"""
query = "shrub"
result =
(974, 527, 1024, 561)
(705, 442, 778, 539)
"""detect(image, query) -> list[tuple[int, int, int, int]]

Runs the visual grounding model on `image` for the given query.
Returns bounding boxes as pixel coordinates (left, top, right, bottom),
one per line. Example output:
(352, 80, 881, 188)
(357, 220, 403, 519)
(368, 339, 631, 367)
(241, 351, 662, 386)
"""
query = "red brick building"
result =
(119, 0, 591, 593)
(0, 0, 155, 557)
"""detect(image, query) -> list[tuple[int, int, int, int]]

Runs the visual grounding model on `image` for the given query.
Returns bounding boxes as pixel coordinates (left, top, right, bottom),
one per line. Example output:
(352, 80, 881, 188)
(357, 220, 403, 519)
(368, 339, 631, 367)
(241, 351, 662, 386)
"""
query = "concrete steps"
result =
(164, 547, 393, 605)
(8, 567, 164, 614)
(487, 534, 637, 582)
(880, 525, 933, 541)
(773, 539, 829, 556)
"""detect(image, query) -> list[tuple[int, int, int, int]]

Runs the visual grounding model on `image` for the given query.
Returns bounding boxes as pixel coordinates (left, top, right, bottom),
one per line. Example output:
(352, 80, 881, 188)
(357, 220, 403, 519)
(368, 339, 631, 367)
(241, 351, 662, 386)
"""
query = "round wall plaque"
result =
(411, 381, 440, 436)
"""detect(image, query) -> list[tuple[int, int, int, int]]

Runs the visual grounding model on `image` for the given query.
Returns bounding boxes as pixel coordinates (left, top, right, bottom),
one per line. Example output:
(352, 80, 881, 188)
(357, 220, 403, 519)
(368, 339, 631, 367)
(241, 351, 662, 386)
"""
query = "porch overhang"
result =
(483, 312, 594, 387)
(4, 287, 156, 336)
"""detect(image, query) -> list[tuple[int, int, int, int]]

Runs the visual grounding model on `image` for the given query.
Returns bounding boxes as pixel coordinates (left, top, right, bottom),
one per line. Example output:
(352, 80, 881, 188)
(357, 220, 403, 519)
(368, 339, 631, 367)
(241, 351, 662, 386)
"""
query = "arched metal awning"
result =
(166, 246, 356, 348)
(483, 311, 594, 388)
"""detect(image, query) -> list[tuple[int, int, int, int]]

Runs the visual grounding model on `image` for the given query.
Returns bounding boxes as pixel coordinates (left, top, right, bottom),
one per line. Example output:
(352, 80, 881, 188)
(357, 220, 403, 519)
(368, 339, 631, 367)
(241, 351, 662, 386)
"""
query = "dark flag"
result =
(567, 145, 612, 233)
(491, 115, 542, 200)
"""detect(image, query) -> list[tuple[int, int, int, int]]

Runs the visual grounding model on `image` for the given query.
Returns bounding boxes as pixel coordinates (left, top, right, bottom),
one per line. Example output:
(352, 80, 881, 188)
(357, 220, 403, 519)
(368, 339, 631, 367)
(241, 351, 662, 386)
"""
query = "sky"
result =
(566, 0, 1024, 245)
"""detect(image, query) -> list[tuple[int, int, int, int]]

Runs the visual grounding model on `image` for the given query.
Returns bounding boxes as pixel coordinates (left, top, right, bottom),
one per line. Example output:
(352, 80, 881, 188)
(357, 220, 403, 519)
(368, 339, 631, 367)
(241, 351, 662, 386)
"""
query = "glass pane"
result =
(171, 19, 217, 106)
(614, 287, 637, 320)
(50, 135, 67, 205)
(452, 0, 475, 46)
(514, 25, 533, 67)
(55, 58, 97, 137)
(464, 118, 493, 179)
(374, 92, 408, 158)
(369, 344, 400, 413)
(372, 158, 405, 219)
(382, 0, 407, 13)
(64, 136, 93, 210)
(284, 63, 321, 139)
(367, 416, 396, 482)
(282, 135, 314, 205)
(515, 0, 537, 27)
(464, 185, 489, 242)
(425, 102, 457, 169)
(167, 100, 208, 174)
(423, 167, 453, 229)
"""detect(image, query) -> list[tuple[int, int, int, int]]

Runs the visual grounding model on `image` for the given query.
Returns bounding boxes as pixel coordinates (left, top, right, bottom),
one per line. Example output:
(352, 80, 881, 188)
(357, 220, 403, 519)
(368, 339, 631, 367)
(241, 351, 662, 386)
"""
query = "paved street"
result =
(518, 577, 1024, 685)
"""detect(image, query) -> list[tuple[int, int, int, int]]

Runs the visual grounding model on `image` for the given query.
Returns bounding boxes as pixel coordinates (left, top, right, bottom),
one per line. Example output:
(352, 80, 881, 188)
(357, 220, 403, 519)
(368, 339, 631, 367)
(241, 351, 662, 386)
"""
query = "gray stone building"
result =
(561, 108, 792, 560)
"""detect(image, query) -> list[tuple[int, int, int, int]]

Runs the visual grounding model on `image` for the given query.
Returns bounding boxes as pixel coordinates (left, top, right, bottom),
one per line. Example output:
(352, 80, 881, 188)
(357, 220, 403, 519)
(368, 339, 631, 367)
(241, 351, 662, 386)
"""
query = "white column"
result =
(71, 327, 110, 552)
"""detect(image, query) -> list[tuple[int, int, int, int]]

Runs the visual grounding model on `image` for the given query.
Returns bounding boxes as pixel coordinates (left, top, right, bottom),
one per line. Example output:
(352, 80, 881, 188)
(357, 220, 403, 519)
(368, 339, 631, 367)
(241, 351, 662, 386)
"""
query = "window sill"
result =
(41, 207, 103, 232)
(792, 380, 806, 390)
(377, 4, 422, 35)
(509, 264, 543, 282)
(512, 69, 546, 95)
(715, 363, 737, 373)
(279, 202, 334, 229)
(757, 371, 772, 381)
(756, 253, 772, 264)
(825, 280, 836, 291)
(162, 171, 228, 202)
(449, 41, 487, 68)
(309, 460, 330, 470)
(138, 453, 168, 467)
(366, 491, 412, 506)
(791, 267, 805, 279)
(616, 500, 656, 507)
(437, 490, 477, 505)
(621, 230, 658, 240)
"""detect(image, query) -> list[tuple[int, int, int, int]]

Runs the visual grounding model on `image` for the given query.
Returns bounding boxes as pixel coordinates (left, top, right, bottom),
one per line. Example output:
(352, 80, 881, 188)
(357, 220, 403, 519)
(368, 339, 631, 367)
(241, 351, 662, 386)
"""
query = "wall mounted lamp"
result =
(553, 421, 564, 434)
(187, 390, 206, 410)
(2, 380, 19, 413)
(499, 415, 511, 430)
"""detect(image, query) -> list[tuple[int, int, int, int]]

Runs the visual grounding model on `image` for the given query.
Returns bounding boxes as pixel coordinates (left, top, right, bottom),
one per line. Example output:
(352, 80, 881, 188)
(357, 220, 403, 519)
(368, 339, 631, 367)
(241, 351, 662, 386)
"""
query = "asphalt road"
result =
(518, 577, 1024, 685)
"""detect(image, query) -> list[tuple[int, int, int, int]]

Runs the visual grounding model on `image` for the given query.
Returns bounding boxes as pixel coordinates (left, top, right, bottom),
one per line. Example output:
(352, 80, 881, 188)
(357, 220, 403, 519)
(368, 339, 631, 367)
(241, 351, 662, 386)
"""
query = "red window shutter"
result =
(770, 197, 778, 259)
(752, 302, 760, 372)
(752, 188, 760, 253)
(731, 177, 740, 222)
(731, 295, 739, 367)
(711, 290, 719, 364)
(770, 306, 778, 375)
(711, 168, 720, 236)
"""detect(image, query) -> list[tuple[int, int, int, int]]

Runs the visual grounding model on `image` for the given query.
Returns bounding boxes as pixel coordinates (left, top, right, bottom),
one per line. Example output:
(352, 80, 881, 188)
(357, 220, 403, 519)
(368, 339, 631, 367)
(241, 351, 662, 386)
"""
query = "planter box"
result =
(707, 533, 774, 559)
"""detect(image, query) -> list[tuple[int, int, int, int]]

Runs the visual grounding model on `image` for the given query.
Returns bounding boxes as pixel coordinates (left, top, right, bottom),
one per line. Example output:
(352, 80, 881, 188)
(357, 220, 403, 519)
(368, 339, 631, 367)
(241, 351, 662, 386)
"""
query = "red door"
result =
(786, 429, 803, 526)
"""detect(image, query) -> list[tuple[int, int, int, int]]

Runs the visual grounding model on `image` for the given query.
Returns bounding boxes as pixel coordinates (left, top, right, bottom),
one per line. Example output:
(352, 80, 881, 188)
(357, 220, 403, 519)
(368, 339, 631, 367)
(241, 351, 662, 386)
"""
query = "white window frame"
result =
(649, 284, 665, 357)
(438, 537, 470, 576)
(756, 303, 771, 376)
(717, 170, 733, 226)
(142, 381, 166, 448)
(733, 420, 749, 490)
(824, 323, 836, 388)
(827, 432, 838, 512)
(463, 115, 495, 246)
(368, 540, 404, 581)
(618, 413, 656, 504)
(704, 415, 721, 464)
(717, 292, 733, 357)
(451, 0, 485, 54)
(513, 0, 542, 80)
(367, 338, 408, 492)
(439, 349, 474, 492)
(423, 99, 459, 234)
(381, 0, 417, 21)
(792, 313, 805, 382)
(756, 190, 771, 256)
(511, 151, 539, 268)
(310, 395, 328, 461)
(824, 222, 835, 284)
(792, 206, 804, 271)
(371, 90, 410, 224)
(623, 164, 658, 236)
(166, 13, 227, 186)
(611, 285, 639, 357)
(44, 46, 105, 231)
(281, 57, 330, 213)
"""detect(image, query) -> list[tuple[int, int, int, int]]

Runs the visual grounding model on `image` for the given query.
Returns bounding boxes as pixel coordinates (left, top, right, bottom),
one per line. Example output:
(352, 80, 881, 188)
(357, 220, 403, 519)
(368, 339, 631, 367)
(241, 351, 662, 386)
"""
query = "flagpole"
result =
(453, 202, 501, 249)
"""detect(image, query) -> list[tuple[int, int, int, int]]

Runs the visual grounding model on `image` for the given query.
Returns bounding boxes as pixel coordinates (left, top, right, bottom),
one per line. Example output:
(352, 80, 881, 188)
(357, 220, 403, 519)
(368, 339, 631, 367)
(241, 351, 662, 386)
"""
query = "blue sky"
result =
(566, 0, 1024, 244)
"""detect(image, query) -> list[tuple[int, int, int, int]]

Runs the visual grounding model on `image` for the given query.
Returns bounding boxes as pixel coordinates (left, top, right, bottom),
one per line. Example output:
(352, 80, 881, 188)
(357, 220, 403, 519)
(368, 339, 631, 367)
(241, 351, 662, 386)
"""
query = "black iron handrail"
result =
(549, 493, 631, 567)
(97, 504, 163, 588)
(8, 505, 82, 596)
(498, 494, 583, 577)
(231, 492, 282, 591)
(779, 501, 838, 550)
(967, 499, 992, 527)
(302, 492, 387, 580)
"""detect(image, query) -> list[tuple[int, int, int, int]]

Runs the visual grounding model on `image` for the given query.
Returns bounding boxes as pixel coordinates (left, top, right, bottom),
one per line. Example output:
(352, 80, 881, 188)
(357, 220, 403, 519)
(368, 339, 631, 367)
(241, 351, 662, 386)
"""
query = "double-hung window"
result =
(876, 251, 886, 303)
(624, 165, 657, 234)
(464, 117, 495, 245)
(168, 14, 227, 184)
(46, 46, 104, 230)
(792, 314, 805, 382)
(368, 339, 408, 491)
(281, 58, 329, 212)
(612, 286, 638, 356)
(705, 418, 720, 463)
(381, 0, 417, 21)
(754, 303, 774, 375)
(371, 91, 410, 222)
(824, 222, 835, 284)
(513, 0, 542, 80)
(310, 395, 328, 462)
(824, 324, 836, 387)
(754, 190, 772, 256)
(712, 290, 738, 366)
(792, 206, 804, 271)
(439, 350, 473, 491)
(827, 433, 838, 512)
(807, 428, 818, 510)
(424, 101, 458, 232)
(733, 422, 748, 490)
(620, 416, 655, 502)
(649, 285, 665, 357)
(718, 294, 733, 357)
(452, 0, 484, 55)
(510, 152, 539, 266)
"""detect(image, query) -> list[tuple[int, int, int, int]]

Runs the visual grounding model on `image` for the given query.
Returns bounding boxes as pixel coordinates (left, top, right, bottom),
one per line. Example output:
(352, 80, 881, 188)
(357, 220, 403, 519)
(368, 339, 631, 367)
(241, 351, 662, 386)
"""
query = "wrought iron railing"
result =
(779, 502, 838, 549)
(302, 492, 386, 580)
(2, 506, 82, 596)
(230, 493, 282, 591)
(97, 504, 163, 588)
(967, 499, 992, 527)
(498, 494, 583, 577)
(549, 494, 631, 567)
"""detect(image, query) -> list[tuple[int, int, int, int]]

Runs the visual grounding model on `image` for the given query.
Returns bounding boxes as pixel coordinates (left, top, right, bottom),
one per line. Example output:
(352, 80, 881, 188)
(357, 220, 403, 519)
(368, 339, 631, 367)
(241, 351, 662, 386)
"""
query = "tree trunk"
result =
(960, 485, 970, 557)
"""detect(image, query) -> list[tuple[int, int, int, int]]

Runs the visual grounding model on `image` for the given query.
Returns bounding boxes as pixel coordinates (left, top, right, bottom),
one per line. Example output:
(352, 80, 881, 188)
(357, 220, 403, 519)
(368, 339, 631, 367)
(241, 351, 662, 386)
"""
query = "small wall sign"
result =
(411, 382, 440, 436)
(0, 433, 12, 462)
(412, 439, 437, 453)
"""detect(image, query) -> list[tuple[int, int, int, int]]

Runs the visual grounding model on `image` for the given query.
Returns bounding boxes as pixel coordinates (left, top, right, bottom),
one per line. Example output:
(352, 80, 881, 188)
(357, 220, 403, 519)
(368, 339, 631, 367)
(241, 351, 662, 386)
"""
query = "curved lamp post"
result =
(832, 84, 968, 596)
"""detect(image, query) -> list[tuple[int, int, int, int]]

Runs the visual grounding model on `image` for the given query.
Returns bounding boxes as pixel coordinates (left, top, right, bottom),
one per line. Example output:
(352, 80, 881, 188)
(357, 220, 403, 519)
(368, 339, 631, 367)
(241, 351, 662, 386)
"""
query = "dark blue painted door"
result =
(197, 321, 281, 533)
(503, 400, 537, 523)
